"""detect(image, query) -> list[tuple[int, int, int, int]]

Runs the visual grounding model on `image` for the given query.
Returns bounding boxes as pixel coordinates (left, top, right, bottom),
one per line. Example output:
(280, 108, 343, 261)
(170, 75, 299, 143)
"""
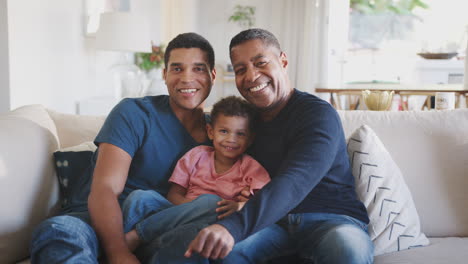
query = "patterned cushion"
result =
(347, 125, 429, 256)
(54, 142, 96, 213)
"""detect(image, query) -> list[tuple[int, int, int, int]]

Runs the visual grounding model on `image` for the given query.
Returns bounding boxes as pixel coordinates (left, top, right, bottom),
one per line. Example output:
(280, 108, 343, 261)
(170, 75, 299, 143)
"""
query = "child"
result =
(124, 96, 270, 252)
(168, 95, 271, 217)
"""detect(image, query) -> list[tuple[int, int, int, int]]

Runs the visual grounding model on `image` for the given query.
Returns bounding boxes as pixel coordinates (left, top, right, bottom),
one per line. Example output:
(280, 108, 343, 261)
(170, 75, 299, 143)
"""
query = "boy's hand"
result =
(235, 186, 251, 202)
(216, 200, 246, 219)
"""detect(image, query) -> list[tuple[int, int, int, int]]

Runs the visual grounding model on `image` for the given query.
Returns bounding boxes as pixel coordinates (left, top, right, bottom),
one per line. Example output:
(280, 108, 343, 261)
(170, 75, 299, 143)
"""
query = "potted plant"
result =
(228, 5, 256, 29)
(135, 43, 167, 95)
(135, 44, 165, 73)
(226, 5, 256, 72)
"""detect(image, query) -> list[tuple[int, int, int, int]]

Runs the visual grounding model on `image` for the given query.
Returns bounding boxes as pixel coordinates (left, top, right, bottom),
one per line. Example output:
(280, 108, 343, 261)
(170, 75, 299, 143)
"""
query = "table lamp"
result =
(95, 12, 152, 99)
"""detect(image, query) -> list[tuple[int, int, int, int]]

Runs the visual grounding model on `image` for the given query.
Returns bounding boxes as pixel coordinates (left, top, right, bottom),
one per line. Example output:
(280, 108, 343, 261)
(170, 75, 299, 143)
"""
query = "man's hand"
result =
(216, 200, 246, 219)
(235, 186, 251, 202)
(184, 224, 234, 260)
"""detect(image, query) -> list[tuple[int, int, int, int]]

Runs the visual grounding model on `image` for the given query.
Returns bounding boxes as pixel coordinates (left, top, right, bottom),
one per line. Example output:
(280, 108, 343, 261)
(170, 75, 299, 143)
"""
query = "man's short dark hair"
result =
(164, 32, 215, 70)
(210, 96, 258, 132)
(229, 28, 281, 55)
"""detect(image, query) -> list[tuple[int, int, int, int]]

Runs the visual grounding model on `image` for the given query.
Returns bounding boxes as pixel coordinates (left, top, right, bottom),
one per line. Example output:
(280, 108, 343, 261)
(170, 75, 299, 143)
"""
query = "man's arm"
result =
(88, 143, 139, 264)
(187, 104, 343, 258)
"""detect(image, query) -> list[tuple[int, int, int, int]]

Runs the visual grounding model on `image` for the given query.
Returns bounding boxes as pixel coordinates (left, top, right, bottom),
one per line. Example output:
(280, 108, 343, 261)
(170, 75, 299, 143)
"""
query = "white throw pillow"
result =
(347, 125, 429, 256)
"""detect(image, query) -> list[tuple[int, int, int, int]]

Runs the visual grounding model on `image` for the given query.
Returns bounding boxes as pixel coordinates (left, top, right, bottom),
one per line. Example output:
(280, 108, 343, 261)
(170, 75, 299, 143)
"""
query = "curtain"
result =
(161, 0, 198, 44)
(262, 0, 327, 94)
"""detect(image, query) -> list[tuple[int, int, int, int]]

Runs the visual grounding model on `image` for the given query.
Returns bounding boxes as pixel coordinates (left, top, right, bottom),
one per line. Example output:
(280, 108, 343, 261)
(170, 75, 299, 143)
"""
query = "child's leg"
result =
(121, 189, 173, 232)
(134, 194, 222, 244)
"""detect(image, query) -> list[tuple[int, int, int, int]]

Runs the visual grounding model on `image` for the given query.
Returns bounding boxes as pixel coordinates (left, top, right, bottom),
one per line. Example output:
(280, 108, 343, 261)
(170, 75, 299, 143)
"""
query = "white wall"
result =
(8, 0, 97, 113)
(197, 0, 329, 106)
(6, 0, 189, 114)
(0, 0, 10, 113)
(4, 0, 329, 113)
(196, 0, 288, 106)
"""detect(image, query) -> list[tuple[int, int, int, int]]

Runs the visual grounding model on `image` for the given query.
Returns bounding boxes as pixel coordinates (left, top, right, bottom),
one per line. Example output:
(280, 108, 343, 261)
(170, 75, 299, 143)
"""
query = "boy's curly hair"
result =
(210, 96, 258, 132)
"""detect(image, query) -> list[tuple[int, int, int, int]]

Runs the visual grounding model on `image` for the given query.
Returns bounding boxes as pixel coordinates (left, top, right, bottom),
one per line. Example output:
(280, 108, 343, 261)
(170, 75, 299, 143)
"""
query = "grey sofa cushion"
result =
(375, 237, 468, 264)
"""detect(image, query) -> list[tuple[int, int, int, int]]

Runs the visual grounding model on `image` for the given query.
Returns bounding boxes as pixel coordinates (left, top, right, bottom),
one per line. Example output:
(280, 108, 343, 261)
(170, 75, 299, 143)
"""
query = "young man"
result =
(30, 32, 217, 264)
(186, 28, 374, 263)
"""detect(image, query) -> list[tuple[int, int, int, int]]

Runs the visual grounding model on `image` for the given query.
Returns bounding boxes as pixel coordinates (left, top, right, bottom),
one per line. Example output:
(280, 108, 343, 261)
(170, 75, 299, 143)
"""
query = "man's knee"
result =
(308, 224, 373, 263)
(32, 215, 95, 242)
(222, 247, 253, 264)
(30, 215, 99, 262)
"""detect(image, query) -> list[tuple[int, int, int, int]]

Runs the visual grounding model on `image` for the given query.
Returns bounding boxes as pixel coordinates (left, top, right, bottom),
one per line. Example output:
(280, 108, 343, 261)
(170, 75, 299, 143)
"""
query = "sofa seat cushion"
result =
(375, 237, 468, 264)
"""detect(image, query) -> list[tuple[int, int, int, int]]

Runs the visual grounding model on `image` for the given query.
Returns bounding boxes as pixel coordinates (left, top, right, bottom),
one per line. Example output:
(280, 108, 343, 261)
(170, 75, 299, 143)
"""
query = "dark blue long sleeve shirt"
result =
(218, 89, 369, 243)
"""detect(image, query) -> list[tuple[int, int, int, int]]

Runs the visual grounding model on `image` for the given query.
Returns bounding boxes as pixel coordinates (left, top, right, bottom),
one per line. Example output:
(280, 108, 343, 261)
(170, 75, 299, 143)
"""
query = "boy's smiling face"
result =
(207, 114, 253, 164)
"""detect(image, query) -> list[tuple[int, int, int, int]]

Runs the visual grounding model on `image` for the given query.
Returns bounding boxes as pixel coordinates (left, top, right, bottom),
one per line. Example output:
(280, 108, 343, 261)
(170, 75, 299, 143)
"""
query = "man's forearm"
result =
(88, 189, 131, 261)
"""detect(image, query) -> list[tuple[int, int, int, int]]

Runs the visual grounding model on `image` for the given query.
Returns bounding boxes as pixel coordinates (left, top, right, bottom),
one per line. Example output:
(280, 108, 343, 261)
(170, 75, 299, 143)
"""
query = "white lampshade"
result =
(96, 12, 152, 53)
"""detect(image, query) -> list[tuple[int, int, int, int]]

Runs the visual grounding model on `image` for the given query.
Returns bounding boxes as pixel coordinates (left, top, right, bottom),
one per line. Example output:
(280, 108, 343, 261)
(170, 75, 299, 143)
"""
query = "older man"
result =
(186, 28, 373, 264)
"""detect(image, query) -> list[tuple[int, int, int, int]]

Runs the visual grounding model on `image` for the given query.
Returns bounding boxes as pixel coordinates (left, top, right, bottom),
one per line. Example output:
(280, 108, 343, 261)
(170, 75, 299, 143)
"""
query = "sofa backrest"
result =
(47, 109, 106, 148)
(338, 109, 468, 237)
(47, 107, 468, 237)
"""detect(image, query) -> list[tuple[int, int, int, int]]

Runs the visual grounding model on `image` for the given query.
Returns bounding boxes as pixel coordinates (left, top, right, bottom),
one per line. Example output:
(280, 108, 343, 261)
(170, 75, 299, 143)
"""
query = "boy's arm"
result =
(216, 200, 246, 219)
(167, 183, 193, 205)
(88, 143, 139, 264)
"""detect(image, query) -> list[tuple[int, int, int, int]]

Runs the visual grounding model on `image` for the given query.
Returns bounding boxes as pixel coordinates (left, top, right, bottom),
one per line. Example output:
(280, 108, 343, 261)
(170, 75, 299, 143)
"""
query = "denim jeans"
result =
(30, 211, 101, 264)
(221, 212, 374, 264)
(124, 190, 222, 263)
(30, 191, 221, 264)
(126, 190, 221, 244)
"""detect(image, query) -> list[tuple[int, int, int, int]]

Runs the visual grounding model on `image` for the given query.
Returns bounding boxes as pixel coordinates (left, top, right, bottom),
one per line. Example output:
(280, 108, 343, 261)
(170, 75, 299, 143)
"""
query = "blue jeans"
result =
(30, 191, 221, 264)
(221, 212, 374, 264)
(124, 190, 222, 263)
(127, 190, 221, 244)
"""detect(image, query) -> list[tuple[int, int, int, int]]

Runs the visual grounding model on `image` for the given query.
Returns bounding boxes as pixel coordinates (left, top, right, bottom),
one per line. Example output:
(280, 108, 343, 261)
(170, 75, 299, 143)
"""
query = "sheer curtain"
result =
(263, 0, 328, 94)
(160, 0, 198, 44)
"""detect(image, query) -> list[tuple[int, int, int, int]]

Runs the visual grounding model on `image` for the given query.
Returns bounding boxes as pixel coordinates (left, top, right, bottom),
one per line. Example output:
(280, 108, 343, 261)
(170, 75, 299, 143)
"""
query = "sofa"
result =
(1, 104, 467, 263)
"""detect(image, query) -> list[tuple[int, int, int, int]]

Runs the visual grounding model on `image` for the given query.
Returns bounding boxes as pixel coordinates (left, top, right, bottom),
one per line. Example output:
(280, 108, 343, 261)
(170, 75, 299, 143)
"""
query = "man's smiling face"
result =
(164, 48, 215, 112)
(230, 39, 290, 115)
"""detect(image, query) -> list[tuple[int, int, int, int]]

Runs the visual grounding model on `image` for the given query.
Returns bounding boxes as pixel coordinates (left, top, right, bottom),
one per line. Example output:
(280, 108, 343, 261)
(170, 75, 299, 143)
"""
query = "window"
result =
(343, 0, 467, 85)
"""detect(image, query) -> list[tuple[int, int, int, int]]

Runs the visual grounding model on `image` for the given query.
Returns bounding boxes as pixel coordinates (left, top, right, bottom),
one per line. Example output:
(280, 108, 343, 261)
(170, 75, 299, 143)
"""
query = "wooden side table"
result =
(316, 84, 468, 110)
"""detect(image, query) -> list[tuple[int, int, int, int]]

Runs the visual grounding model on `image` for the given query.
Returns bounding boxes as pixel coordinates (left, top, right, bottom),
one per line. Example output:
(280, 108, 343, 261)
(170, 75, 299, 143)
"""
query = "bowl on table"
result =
(417, 52, 458, 60)
(362, 90, 394, 111)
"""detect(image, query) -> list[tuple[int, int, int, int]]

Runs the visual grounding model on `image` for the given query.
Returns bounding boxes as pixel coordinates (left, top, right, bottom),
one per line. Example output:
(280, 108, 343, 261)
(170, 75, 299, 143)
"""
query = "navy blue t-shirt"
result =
(94, 95, 207, 200)
(218, 89, 369, 242)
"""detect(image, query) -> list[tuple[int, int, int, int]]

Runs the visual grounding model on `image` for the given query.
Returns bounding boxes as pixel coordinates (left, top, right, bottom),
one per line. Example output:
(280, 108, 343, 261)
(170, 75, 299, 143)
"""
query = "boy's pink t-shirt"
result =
(169, 145, 270, 201)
